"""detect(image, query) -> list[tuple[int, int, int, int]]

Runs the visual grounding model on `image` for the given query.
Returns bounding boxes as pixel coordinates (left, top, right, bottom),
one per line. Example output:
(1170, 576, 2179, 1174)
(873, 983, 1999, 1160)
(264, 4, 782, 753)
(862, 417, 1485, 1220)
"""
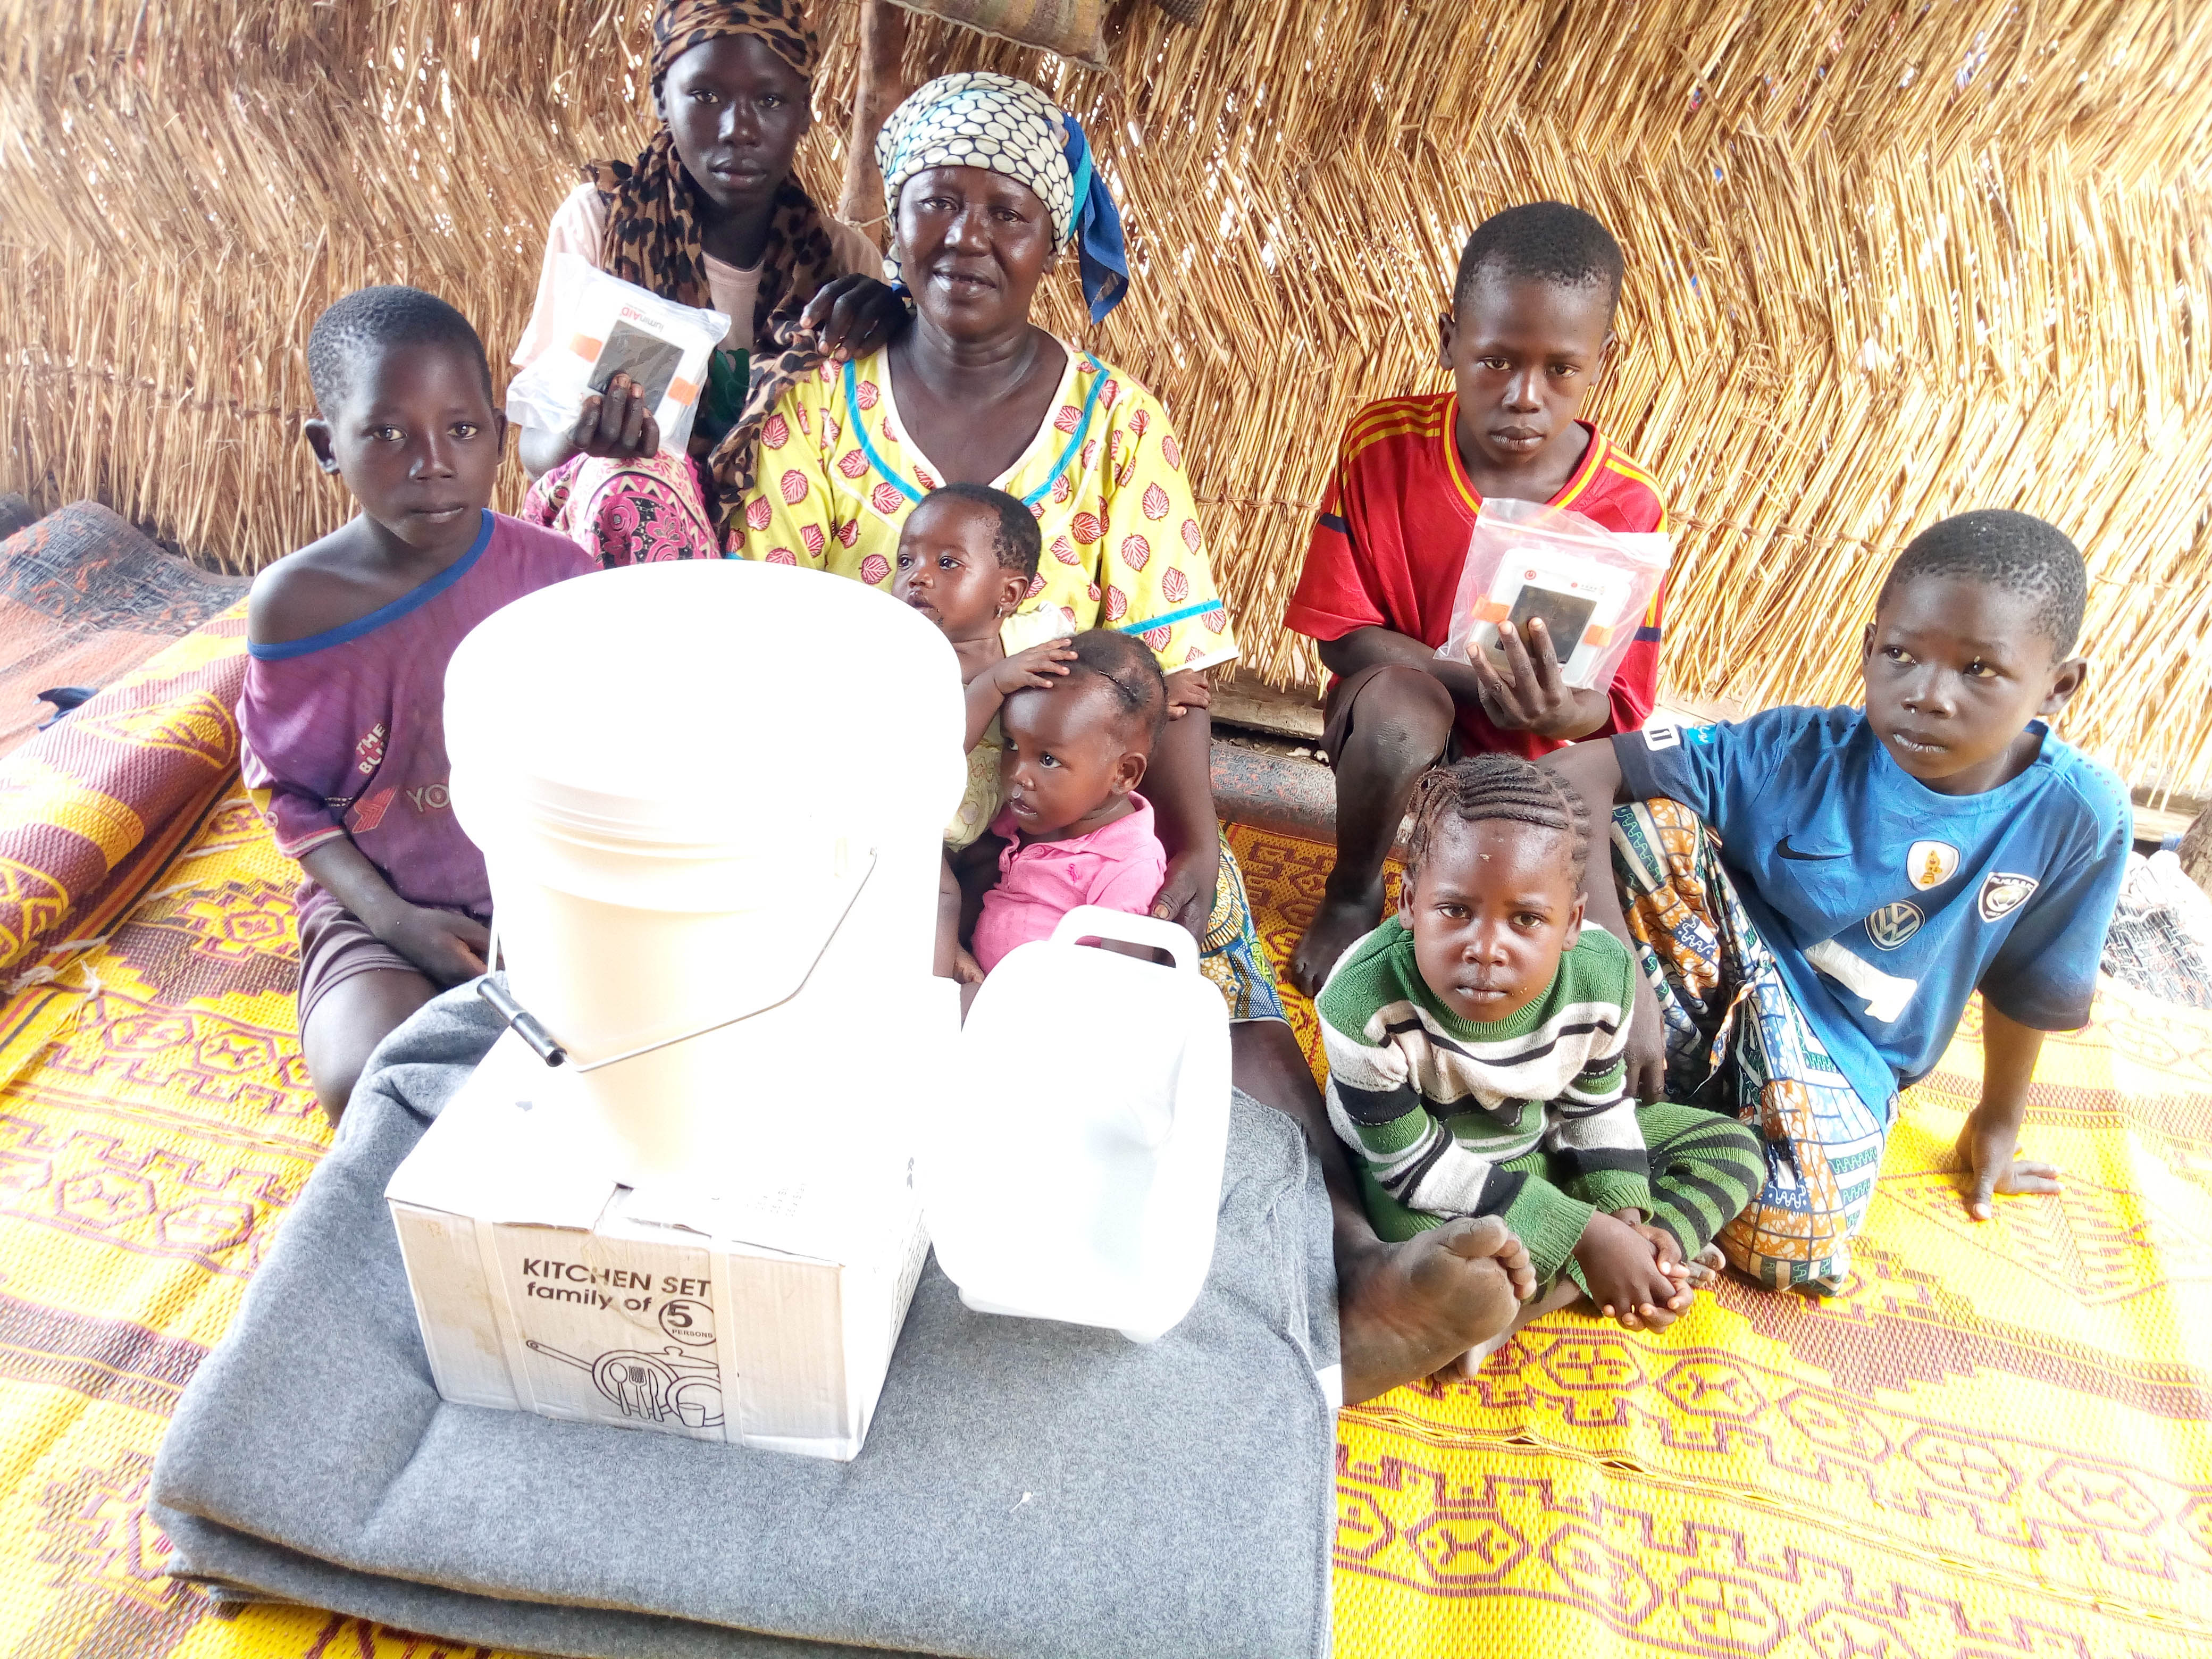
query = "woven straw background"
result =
(3, 0, 2207, 791)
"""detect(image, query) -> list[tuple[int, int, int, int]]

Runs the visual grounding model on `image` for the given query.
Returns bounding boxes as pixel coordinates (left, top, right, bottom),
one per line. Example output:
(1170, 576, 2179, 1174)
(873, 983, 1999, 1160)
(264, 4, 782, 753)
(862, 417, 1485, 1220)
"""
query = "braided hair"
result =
(1404, 754, 1591, 888)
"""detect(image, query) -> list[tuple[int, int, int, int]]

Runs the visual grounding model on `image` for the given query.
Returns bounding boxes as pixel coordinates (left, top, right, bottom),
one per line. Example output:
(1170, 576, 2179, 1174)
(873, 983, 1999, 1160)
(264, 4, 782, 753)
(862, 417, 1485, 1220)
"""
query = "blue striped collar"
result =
(249, 510, 493, 661)
(845, 351, 1107, 510)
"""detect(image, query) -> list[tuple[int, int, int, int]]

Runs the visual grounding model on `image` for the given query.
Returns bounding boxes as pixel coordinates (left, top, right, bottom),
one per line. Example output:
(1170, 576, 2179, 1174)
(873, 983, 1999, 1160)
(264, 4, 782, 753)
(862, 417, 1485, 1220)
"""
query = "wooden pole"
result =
(837, 0, 909, 238)
(2178, 807, 2212, 898)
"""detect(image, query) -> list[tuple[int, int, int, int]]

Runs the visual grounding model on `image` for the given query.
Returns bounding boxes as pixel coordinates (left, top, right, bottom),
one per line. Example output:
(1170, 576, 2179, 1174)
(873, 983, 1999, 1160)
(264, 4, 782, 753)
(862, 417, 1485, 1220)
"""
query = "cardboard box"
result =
(386, 1032, 928, 1461)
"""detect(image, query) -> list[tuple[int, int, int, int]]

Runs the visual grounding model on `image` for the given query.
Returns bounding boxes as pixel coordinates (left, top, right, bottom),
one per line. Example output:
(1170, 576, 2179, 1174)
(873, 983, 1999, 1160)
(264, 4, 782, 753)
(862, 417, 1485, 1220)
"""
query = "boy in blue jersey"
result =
(1544, 510, 2129, 1290)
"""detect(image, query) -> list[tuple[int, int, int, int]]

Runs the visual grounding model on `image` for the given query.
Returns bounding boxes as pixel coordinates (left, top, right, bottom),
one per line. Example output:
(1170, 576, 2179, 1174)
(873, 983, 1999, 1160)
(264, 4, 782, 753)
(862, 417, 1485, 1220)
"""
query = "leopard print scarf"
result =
(584, 0, 841, 530)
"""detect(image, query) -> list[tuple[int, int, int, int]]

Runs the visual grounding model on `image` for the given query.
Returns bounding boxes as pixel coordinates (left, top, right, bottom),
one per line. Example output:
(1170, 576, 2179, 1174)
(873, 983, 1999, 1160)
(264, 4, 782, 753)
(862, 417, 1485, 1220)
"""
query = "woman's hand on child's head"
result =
(380, 906, 491, 989)
(571, 373, 660, 460)
(1573, 1210, 1690, 1331)
(1956, 1108, 2062, 1222)
(800, 275, 909, 363)
(991, 639, 1077, 697)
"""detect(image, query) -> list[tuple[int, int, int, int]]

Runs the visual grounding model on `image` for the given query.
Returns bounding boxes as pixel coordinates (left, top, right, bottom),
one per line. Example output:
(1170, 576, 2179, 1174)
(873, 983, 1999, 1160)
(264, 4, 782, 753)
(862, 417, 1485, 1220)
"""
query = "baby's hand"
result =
(1163, 667, 1212, 721)
(951, 944, 986, 986)
(1572, 1210, 1689, 1331)
(379, 904, 490, 988)
(989, 639, 1076, 698)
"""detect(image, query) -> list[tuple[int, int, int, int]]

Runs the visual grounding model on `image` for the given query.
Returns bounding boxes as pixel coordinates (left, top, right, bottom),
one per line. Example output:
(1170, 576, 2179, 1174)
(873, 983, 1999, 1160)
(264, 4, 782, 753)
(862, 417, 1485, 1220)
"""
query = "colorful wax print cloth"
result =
(1283, 395, 1666, 760)
(237, 512, 594, 917)
(1199, 823, 1286, 1023)
(972, 792, 1167, 971)
(729, 345, 1238, 678)
(1616, 707, 2132, 1115)
(520, 445, 725, 567)
(1611, 797, 1896, 1289)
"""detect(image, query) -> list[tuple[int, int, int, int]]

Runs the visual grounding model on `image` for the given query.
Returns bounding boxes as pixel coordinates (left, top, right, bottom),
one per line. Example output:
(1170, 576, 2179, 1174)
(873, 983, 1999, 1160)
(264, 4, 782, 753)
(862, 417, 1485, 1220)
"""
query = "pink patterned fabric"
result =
(521, 448, 722, 567)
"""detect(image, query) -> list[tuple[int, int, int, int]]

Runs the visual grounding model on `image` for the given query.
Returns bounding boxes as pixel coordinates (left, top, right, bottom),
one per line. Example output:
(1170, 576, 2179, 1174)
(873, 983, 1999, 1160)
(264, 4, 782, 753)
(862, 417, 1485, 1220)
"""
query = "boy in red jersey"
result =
(1285, 202, 1669, 996)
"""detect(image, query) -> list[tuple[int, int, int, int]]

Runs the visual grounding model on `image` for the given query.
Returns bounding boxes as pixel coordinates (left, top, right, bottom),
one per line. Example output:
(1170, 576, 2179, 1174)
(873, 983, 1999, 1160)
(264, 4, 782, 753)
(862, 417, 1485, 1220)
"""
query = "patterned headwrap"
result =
(875, 72, 1129, 325)
(583, 0, 836, 526)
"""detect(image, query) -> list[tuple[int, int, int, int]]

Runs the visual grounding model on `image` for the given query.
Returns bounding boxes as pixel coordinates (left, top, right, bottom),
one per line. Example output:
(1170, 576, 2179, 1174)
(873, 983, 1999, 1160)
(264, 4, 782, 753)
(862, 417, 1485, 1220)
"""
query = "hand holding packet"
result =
(1436, 497, 1673, 691)
(505, 255, 731, 457)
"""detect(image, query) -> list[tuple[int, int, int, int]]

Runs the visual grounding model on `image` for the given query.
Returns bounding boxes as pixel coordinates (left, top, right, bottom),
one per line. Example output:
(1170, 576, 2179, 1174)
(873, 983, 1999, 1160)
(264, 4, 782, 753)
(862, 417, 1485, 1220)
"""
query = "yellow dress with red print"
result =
(729, 344, 1238, 675)
(730, 342, 1286, 1022)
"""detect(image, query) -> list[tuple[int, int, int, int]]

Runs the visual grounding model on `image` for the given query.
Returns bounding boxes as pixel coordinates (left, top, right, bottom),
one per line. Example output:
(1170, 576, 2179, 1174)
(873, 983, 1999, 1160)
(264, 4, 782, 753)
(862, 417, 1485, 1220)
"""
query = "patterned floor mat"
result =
(0, 770, 2207, 1656)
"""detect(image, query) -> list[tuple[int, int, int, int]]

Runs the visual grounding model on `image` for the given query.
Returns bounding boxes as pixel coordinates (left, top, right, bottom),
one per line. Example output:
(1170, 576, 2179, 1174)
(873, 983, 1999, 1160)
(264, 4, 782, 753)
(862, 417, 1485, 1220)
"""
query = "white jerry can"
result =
(921, 907, 1233, 1343)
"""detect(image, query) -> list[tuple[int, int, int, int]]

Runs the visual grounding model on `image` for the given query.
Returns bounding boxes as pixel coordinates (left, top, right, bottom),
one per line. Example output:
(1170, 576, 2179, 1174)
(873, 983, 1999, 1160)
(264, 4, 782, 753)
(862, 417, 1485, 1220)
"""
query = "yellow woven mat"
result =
(0, 803, 2205, 1658)
(1231, 822, 2212, 1659)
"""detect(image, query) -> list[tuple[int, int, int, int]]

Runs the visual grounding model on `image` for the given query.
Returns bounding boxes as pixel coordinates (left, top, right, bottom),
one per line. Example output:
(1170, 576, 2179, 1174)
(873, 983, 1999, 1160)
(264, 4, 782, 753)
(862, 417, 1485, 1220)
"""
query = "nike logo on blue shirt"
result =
(1775, 835, 1846, 861)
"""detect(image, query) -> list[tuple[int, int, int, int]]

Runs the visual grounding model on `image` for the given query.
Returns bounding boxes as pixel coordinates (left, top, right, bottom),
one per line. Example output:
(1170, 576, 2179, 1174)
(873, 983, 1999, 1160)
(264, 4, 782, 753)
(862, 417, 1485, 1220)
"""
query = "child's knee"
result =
(1346, 668, 1454, 768)
(299, 969, 432, 1125)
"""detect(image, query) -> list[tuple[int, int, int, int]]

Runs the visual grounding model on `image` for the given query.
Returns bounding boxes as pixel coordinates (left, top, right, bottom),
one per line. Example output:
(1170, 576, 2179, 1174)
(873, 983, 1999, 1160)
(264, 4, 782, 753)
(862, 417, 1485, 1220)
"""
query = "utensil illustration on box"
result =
(526, 1340, 726, 1431)
(387, 562, 1236, 1461)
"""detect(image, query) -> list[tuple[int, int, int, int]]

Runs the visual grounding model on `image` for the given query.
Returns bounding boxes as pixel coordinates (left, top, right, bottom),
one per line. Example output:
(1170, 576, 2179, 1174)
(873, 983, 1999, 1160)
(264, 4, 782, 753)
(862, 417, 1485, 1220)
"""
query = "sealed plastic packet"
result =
(1436, 497, 1673, 691)
(505, 254, 730, 457)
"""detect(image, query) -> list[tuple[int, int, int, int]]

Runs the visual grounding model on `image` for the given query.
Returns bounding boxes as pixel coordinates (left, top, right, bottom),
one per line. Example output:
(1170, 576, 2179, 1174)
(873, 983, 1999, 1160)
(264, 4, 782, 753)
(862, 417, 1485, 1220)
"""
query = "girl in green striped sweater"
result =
(1317, 756, 1763, 1366)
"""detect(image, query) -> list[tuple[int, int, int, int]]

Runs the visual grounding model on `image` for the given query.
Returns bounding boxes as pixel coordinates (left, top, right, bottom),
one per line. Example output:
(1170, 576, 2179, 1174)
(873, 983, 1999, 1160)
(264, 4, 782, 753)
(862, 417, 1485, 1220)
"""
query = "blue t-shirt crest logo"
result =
(1979, 872, 2039, 923)
(1906, 841, 1959, 891)
(1865, 901, 1923, 950)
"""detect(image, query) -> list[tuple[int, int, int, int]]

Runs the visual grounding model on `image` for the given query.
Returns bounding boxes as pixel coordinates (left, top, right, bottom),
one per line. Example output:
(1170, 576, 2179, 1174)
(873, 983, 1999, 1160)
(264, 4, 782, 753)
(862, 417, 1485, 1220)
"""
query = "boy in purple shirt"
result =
(240, 287, 594, 1121)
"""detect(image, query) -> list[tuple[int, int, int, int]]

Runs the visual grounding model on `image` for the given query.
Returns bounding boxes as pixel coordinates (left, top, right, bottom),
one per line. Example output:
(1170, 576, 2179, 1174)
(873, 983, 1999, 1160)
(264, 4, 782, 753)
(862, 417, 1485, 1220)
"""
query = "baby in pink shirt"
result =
(969, 630, 1169, 975)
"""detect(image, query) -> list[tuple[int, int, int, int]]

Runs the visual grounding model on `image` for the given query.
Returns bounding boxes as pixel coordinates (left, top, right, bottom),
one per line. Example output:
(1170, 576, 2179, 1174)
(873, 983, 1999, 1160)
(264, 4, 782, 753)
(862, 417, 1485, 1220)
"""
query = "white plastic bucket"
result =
(920, 907, 1231, 1342)
(445, 560, 966, 1182)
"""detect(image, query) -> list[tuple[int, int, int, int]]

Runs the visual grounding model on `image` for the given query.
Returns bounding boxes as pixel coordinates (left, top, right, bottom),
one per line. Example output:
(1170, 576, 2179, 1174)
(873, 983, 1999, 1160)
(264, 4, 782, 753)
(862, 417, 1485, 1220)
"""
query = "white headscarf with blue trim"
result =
(876, 72, 1129, 324)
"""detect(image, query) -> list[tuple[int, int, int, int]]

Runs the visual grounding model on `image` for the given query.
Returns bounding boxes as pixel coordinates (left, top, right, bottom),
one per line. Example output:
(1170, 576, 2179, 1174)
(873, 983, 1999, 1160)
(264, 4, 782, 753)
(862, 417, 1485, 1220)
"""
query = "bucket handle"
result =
(1047, 905, 1199, 974)
(478, 847, 878, 1074)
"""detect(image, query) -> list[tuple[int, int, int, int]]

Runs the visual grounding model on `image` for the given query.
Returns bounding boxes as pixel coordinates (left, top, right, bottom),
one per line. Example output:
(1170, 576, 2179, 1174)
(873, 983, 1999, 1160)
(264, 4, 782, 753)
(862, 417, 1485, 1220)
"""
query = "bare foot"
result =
(1339, 1216, 1536, 1404)
(1291, 884, 1384, 999)
(1454, 1276, 1581, 1376)
(1683, 1244, 1725, 1289)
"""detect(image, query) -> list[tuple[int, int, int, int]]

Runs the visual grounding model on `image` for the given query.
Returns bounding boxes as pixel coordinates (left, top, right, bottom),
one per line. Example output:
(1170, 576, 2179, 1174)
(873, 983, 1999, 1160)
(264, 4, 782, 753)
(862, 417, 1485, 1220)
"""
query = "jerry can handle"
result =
(1048, 905, 1198, 975)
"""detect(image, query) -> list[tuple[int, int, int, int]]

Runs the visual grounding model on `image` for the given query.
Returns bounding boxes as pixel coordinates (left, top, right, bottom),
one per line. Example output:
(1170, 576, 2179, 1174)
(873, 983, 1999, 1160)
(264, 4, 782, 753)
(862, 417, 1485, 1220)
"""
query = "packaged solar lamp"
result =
(1436, 497, 1673, 691)
(505, 254, 730, 457)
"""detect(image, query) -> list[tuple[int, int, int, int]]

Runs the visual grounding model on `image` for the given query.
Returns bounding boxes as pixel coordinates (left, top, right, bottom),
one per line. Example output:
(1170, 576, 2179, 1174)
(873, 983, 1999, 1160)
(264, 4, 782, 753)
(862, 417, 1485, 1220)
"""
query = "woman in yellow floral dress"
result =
(730, 70, 1279, 1026)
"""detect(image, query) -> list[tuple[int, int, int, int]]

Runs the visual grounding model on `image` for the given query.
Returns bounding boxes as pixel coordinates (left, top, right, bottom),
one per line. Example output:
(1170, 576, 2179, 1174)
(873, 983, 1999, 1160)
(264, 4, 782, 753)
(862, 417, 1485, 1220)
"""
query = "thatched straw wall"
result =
(5, 0, 2209, 793)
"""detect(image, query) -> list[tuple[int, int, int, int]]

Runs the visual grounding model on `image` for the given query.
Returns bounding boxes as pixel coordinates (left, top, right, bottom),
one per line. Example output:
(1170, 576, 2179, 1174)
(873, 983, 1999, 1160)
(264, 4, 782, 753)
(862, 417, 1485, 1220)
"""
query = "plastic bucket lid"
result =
(446, 561, 967, 856)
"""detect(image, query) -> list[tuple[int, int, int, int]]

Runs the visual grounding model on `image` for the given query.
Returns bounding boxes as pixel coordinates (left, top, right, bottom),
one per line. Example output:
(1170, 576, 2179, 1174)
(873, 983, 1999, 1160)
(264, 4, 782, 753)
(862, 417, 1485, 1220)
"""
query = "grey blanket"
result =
(150, 985, 1339, 1658)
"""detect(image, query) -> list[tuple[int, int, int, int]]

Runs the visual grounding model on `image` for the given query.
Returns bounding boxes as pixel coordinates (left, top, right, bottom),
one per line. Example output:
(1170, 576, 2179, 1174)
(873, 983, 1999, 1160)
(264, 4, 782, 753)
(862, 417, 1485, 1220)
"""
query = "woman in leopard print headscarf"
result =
(513, 0, 903, 565)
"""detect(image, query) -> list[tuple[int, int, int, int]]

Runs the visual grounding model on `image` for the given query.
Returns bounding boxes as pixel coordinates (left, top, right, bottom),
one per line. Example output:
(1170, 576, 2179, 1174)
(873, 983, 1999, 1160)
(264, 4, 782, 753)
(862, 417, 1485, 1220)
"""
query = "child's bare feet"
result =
(1339, 1216, 1536, 1404)
(1575, 1211, 1691, 1331)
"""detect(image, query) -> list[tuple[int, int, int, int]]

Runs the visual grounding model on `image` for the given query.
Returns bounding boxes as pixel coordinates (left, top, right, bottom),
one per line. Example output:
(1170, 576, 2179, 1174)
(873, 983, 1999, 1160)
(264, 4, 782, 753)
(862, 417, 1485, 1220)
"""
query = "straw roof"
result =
(6, 0, 2210, 794)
